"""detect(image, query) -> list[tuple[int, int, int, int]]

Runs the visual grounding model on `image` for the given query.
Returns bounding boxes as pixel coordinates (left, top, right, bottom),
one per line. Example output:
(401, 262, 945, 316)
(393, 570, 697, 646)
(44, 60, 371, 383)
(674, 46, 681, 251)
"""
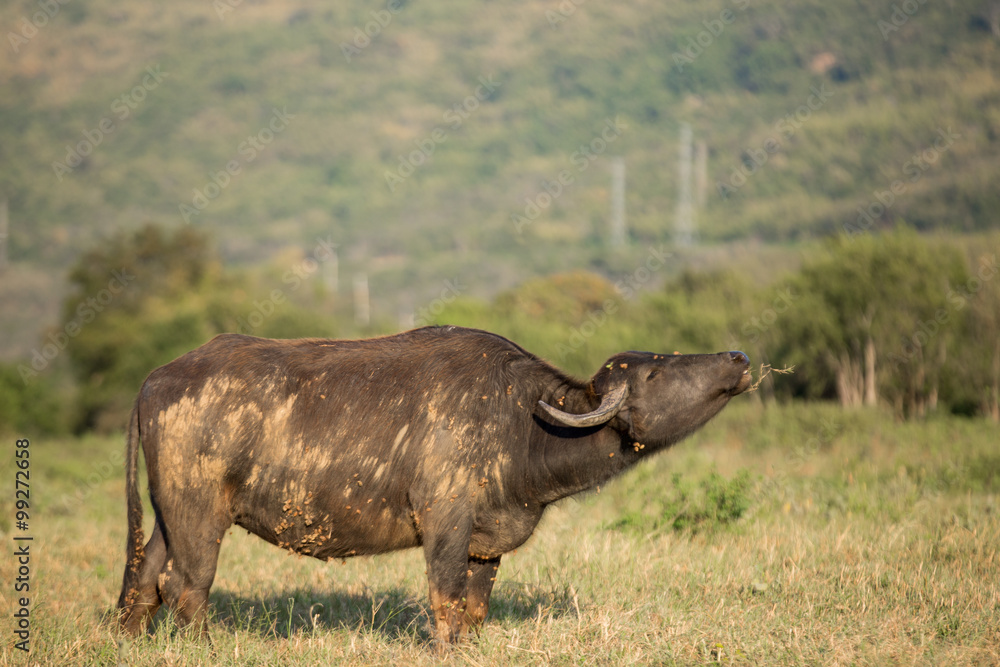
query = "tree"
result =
(61, 223, 237, 432)
(0, 363, 68, 435)
(948, 241, 1000, 420)
(782, 229, 968, 416)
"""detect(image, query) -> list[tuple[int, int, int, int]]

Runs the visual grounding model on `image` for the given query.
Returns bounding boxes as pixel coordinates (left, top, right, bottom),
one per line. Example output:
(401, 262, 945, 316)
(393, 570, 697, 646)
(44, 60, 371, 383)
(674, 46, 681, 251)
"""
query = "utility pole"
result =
(322, 244, 339, 293)
(353, 273, 370, 327)
(695, 139, 708, 210)
(674, 123, 695, 248)
(0, 199, 8, 273)
(399, 305, 415, 331)
(609, 157, 626, 248)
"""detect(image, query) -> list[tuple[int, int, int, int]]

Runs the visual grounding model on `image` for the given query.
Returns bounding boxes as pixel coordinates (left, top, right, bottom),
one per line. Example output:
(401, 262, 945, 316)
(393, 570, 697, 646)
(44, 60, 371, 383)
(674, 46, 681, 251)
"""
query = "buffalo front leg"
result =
(465, 555, 501, 632)
(422, 523, 476, 646)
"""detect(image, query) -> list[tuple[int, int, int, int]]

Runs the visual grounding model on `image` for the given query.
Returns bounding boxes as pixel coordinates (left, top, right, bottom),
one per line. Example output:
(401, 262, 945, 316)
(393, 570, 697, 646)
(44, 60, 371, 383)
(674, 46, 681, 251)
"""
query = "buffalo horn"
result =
(537, 382, 629, 427)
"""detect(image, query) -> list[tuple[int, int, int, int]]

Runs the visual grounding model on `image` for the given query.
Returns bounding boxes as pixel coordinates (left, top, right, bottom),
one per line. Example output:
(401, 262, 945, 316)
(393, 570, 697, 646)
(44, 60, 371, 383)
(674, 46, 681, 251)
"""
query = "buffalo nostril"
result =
(730, 351, 749, 365)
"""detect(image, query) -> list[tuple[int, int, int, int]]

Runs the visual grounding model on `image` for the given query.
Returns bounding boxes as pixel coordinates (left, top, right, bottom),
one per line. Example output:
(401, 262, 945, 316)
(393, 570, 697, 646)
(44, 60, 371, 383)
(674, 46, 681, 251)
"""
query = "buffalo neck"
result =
(528, 382, 644, 506)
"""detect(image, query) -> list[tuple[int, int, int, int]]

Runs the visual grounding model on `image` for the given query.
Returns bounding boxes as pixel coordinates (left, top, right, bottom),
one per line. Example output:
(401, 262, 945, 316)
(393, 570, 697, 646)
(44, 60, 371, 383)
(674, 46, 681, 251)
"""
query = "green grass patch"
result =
(607, 467, 754, 535)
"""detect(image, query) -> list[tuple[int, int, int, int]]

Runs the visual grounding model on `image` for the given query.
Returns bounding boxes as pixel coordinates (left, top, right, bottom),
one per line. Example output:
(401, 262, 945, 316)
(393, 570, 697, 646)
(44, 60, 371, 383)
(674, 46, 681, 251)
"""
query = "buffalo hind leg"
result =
(465, 555, 501, 633)
(119, 522, 167, 635)
(157, 519, 229, 639)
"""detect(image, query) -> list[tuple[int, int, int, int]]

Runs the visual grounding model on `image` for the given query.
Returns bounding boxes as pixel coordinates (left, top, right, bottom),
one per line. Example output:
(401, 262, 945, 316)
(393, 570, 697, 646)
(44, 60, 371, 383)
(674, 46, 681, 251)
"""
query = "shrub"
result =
(608, 467, 754, 535)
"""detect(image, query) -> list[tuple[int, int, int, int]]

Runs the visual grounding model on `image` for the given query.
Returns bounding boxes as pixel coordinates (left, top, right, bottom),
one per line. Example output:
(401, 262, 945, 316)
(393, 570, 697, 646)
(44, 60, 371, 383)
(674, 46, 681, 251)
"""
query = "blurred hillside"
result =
(2, 224, 996, 434)
(1, 0, 999, 357)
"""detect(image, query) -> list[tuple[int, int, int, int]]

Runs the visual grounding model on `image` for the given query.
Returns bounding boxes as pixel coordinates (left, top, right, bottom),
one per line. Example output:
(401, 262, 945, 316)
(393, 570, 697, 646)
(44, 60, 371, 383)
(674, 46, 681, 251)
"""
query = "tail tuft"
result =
(117, 400, 145, 612)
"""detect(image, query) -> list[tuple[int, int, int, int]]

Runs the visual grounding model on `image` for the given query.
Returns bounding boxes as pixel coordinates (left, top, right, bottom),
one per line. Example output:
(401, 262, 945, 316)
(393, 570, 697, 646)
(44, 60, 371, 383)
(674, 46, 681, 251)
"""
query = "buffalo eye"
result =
(645, 368, 659, 381)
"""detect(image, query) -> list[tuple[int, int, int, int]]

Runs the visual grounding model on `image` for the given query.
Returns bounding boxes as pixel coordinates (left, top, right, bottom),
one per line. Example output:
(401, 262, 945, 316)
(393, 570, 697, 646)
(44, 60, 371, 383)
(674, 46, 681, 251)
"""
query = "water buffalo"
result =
(117, 325, 751, 645)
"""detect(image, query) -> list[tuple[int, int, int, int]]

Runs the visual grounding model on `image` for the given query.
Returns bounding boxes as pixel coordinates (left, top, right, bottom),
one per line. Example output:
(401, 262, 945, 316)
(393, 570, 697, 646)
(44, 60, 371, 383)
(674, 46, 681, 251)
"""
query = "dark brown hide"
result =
(117, 326, 750, 645)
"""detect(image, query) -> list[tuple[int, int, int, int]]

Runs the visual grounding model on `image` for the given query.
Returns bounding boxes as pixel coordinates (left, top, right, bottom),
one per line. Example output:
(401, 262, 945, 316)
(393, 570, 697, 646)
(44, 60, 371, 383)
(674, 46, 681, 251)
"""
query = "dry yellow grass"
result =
(2, 403, 999, 665)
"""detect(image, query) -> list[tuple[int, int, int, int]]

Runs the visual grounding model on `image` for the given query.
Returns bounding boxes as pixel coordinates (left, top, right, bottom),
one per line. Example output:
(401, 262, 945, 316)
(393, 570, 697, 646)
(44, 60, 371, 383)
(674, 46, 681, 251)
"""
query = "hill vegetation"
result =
(1, 0, 999, 331)
(2, 0, 999, 429)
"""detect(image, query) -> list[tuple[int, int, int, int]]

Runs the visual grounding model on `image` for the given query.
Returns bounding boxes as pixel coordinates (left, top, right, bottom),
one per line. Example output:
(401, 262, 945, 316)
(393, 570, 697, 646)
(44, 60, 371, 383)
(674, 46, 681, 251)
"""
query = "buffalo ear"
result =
(537, 382, 629, 428)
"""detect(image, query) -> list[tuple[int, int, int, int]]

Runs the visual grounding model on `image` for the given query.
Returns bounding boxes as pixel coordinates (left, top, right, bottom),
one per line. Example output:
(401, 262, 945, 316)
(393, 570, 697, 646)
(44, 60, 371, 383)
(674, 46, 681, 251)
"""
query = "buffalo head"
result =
(539, 350, 751, 447)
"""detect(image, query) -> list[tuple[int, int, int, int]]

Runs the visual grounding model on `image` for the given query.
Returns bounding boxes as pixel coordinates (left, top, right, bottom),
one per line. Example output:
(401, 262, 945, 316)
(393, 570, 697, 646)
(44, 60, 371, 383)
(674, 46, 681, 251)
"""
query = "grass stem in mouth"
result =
(747, 364, 795, 393)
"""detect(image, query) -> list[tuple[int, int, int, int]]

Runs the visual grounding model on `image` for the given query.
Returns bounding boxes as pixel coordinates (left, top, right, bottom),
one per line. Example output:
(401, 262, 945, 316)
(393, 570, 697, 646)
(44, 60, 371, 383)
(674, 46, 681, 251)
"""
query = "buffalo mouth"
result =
(731, 368, 752, 396)
(726, 351, 752, 396)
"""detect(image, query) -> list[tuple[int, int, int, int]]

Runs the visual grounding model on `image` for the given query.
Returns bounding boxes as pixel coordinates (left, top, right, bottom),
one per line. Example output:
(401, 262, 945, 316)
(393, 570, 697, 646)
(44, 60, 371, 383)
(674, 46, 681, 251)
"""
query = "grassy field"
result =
(2, 401, 999, 665)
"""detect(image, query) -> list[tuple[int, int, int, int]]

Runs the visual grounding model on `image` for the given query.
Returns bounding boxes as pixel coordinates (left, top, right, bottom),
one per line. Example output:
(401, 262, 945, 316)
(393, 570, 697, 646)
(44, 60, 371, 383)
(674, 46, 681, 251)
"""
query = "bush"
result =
(0, 363, 70, 436)
(608, 467, 754, 535)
